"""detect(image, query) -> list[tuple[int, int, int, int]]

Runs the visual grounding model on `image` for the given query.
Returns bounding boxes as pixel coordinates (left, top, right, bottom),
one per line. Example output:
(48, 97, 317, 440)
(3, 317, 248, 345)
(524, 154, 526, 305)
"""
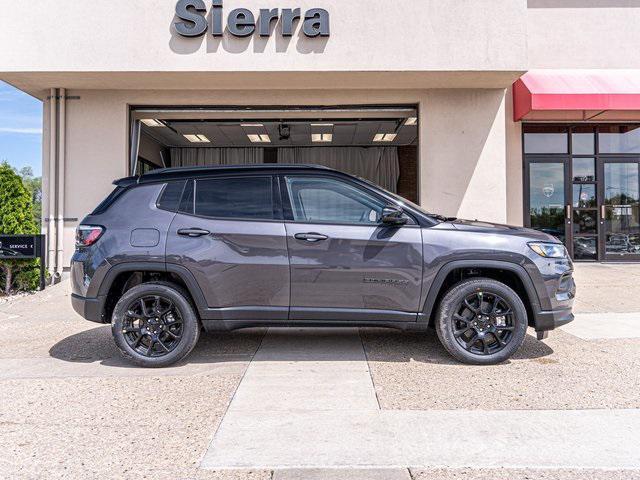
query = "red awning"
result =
(513, 70, 640, 121)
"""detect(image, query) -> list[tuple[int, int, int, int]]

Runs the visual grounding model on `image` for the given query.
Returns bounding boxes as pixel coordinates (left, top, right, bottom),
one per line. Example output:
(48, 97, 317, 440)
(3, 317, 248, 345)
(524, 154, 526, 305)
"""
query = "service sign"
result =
(0, 235, 37, 259)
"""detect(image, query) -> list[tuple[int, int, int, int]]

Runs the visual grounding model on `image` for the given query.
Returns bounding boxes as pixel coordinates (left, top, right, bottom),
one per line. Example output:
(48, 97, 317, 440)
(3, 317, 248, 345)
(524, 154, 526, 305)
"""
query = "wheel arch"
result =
(421, 260, 543, 329)
(97, 262, 207, 322)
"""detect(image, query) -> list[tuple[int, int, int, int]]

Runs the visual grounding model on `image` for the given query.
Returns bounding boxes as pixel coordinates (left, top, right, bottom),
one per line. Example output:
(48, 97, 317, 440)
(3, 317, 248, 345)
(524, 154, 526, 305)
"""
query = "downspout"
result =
(56, 88, 66, 277)
(47, 88, 58, 281)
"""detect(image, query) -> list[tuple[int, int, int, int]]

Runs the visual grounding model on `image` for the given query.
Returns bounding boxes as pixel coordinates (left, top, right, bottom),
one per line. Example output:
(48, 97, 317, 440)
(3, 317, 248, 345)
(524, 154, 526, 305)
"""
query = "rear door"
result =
(281, 174, 423, 322)
(166, 175, 289, 321)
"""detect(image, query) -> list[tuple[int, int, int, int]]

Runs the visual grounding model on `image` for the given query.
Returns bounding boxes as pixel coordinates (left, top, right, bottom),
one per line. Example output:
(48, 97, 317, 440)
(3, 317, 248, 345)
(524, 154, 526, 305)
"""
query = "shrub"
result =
(0, 162, 40, 294)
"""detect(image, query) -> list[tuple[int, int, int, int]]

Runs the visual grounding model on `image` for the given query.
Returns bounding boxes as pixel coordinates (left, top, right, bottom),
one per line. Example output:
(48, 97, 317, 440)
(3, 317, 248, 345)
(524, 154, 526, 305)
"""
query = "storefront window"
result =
(523, 125, 568, 154)
(599, 125, 640, 153)
(528, 162, 565, 242)
(572, 157, 595, 182)
(573, 184, 596, 208)
(571, 126, 595, 155)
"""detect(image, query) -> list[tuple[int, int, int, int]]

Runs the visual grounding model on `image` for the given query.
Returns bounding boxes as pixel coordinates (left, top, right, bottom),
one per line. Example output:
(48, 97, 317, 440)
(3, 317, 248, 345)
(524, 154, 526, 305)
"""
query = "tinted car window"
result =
(179, 180, 194, 214)
(285, 176, 385, 224)
(156, 181, 186, 212)
(195, 176, 273, 220)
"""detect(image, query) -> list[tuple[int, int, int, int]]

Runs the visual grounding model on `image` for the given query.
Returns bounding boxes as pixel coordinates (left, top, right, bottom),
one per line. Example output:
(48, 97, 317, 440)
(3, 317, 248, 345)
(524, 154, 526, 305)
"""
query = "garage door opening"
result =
(130, 106, 419, 203)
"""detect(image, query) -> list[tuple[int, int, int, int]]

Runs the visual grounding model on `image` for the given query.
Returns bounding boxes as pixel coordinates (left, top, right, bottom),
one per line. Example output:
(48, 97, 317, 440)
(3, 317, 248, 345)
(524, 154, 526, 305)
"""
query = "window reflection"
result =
(572, 158, 595, 182)
(604, 163, 640, 255)
(529, 163, 565, 242)
(573, 210, 597, 234)
(524, 125, 568, 154)
(572, 184, 596, 208)
(599, 125, 640, 154)
(572, 127, 595, 155)
(573, 236, 597, 260)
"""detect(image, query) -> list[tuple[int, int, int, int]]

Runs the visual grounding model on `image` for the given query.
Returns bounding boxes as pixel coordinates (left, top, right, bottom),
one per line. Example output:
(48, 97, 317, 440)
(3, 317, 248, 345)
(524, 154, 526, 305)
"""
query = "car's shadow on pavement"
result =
(48, 325, 554, 368)
(359, 328, 555, 366)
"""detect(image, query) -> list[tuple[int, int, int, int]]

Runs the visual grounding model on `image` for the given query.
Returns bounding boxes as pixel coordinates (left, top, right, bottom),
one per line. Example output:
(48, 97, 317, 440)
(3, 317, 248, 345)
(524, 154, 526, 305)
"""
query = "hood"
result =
(446, 219, 561, 243)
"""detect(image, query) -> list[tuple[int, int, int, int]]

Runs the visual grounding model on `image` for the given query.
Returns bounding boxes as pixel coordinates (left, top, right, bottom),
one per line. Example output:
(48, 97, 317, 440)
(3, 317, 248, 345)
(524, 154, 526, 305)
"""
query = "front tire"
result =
(111, 282, 200, 368)
(435, 278, 527, 365)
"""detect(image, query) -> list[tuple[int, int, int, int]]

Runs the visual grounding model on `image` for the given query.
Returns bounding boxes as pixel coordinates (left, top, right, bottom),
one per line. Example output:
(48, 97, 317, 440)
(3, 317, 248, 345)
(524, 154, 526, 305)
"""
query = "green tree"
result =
(0, 162, 40, 294)
(17, 166, 42, 229)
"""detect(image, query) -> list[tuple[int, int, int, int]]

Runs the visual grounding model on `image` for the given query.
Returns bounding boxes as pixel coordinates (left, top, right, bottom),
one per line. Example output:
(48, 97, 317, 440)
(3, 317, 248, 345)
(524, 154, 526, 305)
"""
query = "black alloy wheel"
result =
(435, 278, 528, 365)
(112, 282, 200, 368)
(121, 295, 184, 358)
(452, 291, 515, 355)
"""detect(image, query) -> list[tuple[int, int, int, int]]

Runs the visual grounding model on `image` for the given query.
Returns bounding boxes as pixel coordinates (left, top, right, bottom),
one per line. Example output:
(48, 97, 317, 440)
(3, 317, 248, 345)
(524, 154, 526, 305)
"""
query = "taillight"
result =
(76, 225, 105, 247)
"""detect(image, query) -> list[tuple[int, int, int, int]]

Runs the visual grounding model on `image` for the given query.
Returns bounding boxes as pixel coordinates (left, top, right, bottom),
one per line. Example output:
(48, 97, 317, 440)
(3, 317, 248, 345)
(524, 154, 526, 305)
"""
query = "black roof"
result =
(114, 164, 336, 186)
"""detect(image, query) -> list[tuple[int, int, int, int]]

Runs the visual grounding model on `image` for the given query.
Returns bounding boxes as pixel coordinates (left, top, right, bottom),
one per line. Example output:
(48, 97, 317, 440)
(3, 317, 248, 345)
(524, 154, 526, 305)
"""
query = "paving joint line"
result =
(196, 327, 269, 469)
(358, 327, 381, 410)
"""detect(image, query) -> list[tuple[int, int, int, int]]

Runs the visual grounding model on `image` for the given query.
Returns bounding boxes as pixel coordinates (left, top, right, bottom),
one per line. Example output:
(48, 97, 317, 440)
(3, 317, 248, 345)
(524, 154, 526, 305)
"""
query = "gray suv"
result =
(71, 165, 575, 367)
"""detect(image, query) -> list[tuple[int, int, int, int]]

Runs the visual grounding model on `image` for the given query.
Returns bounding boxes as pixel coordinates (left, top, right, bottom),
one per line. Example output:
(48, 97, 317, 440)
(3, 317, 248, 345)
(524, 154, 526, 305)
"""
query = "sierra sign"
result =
(175, 0, 330, 38)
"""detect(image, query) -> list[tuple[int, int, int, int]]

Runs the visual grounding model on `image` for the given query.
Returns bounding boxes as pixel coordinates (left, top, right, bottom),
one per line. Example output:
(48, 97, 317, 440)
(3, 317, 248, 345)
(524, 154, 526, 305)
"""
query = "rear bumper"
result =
(71, 293, 106, 323)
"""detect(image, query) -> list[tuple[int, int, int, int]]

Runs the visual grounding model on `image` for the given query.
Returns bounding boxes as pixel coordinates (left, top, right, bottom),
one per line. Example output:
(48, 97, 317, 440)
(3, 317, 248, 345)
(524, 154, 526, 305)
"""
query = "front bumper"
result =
(71, 293, 106, 323)
(534, 307, 574, 332)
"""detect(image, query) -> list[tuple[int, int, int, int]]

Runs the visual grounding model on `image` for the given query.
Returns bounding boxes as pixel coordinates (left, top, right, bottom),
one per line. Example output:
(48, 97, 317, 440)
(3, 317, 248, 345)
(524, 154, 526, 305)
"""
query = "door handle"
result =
(177, 228, 210, 237)
(294, 232, 328, 242)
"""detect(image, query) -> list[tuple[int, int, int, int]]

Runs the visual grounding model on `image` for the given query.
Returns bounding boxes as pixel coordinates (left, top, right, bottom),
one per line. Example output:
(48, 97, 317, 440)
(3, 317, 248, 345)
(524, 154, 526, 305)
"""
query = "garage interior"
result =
(131, 106, 419, 203)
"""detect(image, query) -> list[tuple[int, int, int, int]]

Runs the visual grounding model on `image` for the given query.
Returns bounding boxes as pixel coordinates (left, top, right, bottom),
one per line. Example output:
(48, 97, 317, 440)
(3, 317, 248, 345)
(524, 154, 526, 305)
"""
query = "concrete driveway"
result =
(1, 264, 639, 479)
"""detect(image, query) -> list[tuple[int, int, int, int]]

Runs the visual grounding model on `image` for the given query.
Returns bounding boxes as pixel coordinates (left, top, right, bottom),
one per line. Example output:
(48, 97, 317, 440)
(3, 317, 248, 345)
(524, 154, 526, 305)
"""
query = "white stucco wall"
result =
(527, 0, 640, 68)
(0, 0, 527, 75)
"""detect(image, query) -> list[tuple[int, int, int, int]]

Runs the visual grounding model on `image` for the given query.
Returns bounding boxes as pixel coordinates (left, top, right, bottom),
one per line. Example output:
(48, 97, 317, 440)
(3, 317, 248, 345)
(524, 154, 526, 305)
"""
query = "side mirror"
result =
(381, 205, 407, 226)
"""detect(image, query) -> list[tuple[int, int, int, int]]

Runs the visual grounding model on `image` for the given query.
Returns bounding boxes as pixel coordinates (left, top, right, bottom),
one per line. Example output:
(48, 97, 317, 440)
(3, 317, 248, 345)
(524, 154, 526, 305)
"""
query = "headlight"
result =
(528, 242, 568, 258)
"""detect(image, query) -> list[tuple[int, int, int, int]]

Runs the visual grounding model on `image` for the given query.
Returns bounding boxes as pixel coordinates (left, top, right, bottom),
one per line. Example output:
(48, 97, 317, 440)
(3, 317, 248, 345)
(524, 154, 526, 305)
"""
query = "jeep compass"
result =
(71, 165, 575, 367)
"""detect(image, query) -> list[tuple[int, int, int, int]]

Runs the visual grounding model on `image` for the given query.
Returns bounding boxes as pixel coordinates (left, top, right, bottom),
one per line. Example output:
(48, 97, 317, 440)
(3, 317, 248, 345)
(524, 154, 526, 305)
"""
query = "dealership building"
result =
(2, 0, 640, 276)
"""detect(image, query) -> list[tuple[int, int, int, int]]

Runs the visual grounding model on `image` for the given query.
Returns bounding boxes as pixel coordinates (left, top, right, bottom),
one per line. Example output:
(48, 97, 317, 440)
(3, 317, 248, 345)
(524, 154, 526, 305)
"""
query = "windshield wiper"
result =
(426, 213, 456, 222)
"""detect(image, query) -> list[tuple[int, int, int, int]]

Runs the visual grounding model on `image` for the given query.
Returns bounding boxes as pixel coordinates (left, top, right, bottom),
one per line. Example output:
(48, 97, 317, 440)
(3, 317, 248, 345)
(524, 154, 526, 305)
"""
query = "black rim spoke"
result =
(122, 295, 183, 358)
(453, 291, 515, 356)
(454, 326, 472, 338)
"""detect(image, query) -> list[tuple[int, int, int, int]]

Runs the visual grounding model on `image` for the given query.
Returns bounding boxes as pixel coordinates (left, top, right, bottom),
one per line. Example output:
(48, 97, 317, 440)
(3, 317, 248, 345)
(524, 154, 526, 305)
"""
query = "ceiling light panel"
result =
(141, 119, 164, 127)
(247, 134, 271, 143)
(183, 134, 210, 143)
(373, 133, 397, 142)
(405, 117, 418, 126)
(312, 133, 333, 142)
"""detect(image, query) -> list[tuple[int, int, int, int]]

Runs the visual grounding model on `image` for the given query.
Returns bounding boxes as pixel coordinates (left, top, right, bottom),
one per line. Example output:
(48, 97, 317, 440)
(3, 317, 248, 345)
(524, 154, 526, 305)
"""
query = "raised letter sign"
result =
(175, 0, 208, 37)
(281, 8, 301, 37)
(303, 8, 329, 37)
(211, 0, 224, 36)
(228, 8, 256, 37)
(259, 8, 279, 37)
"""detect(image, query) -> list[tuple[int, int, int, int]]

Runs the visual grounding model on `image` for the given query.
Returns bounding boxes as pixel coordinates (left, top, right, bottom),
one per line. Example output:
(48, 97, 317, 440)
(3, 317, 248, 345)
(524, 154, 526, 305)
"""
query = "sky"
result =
(0, 81, 43, 176)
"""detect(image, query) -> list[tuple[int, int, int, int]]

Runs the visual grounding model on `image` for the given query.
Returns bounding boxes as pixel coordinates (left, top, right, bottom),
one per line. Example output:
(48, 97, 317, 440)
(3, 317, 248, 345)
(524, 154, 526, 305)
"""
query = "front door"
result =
(599, 159, 640, 260)
(281, 175, 423, 322)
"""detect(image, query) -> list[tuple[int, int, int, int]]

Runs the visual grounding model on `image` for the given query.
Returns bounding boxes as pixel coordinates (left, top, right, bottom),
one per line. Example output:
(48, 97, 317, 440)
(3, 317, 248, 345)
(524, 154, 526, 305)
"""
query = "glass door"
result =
(598, 159, 640, 260)
(571, 157, 598, 260)
(526, 159, 570, 250)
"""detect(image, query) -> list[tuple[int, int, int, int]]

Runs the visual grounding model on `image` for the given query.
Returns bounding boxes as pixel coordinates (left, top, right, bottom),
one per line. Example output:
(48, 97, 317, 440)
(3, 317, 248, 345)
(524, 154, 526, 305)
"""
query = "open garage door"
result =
(130, 106, 419, 203)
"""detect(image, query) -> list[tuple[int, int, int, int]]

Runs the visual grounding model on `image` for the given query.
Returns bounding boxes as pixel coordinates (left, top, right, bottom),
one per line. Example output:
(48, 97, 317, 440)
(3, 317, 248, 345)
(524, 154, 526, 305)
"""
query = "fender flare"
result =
(96, 261, 208, 310)
(421, 259, 544, 321)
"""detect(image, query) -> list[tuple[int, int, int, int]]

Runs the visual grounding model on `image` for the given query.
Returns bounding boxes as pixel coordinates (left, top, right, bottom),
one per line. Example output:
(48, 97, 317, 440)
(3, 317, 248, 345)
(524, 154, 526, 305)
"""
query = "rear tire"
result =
(435, 278, 527, 365)
(111, 282, 200, 368)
